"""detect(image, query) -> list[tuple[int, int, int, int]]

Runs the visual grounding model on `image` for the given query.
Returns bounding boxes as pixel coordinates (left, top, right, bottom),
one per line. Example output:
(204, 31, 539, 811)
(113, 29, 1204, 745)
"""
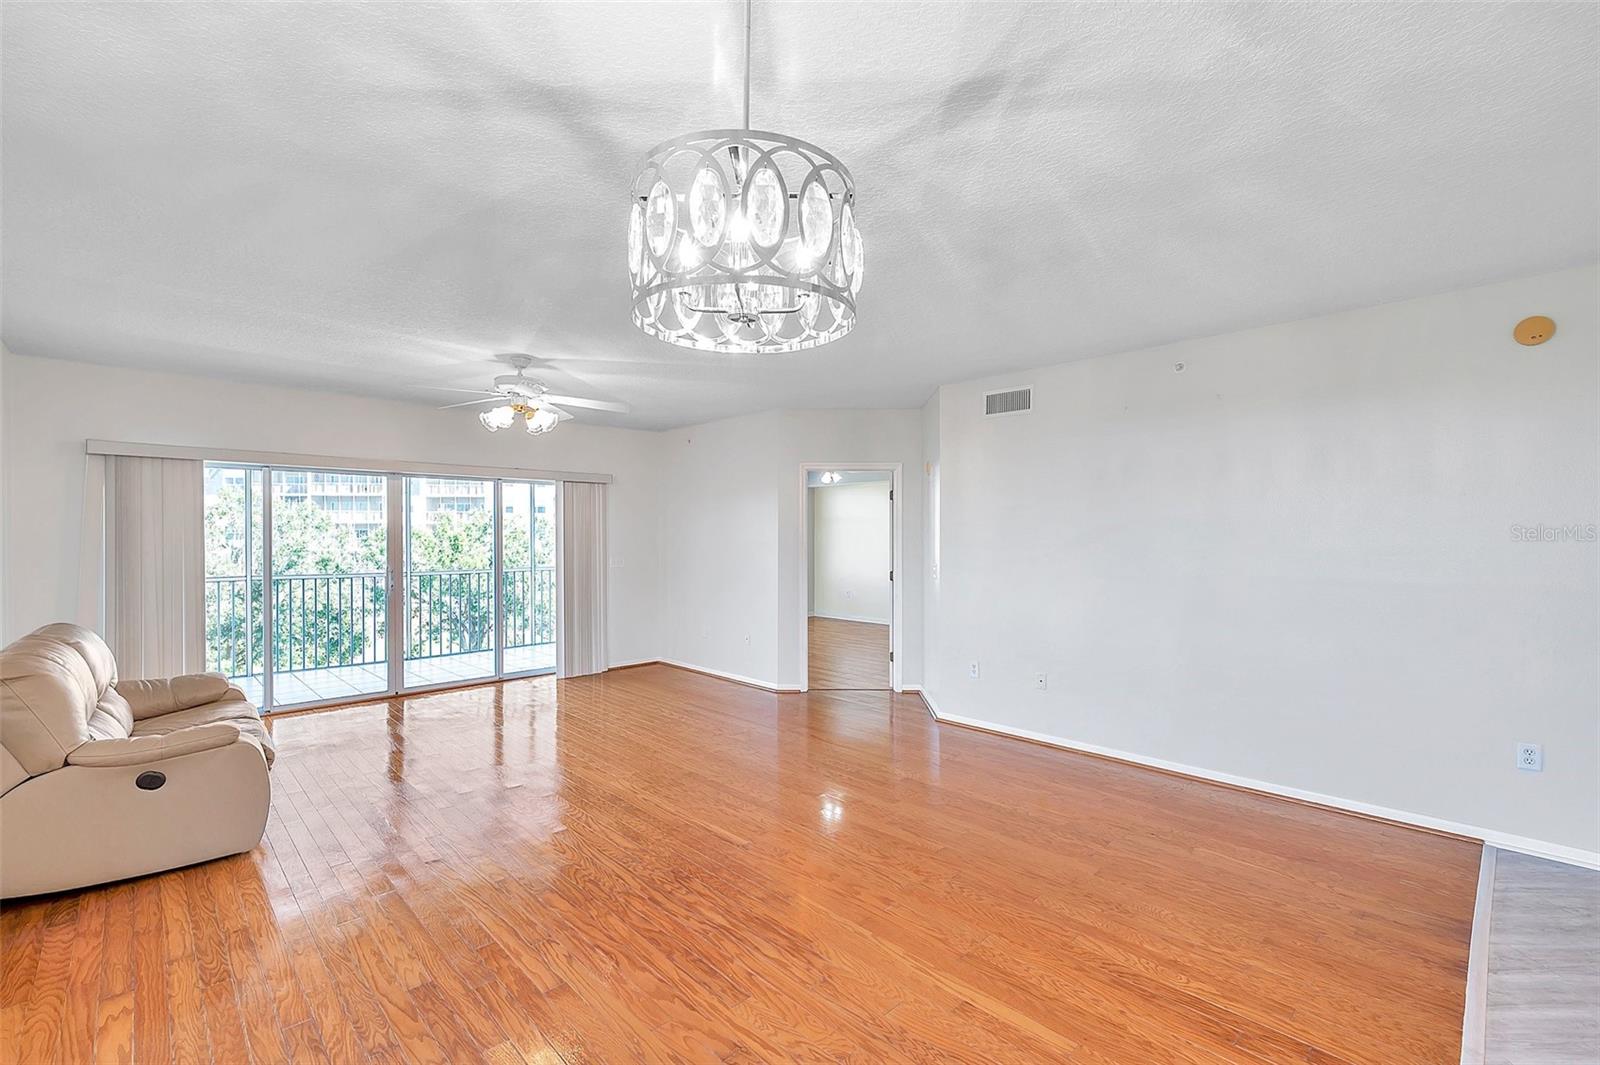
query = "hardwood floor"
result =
(807, 616, 889, 689)
(0, 665, 1480, 1064)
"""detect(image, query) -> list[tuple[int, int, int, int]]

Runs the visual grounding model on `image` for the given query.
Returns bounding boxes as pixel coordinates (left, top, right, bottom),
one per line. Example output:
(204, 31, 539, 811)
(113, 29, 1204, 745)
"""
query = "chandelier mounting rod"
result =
(742, 0, 752, 130)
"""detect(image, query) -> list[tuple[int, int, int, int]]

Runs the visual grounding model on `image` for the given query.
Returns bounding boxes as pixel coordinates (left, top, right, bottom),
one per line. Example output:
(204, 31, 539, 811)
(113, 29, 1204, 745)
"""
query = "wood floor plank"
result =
(2, 667, 1483, 1064)
(808, 616, 890, 689)
(91, 989, 134, 1065)
(130, 880, 173, 1065)
(164, 943, 211, 1065)
(60, 887, 107, 1065)
(12, 898, 76, 1063)
(0, 898, 45, 1010)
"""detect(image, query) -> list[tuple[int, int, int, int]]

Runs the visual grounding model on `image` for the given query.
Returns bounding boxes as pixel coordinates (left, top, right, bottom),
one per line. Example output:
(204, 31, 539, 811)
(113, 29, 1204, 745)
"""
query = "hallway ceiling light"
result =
(819, 470, 842, 484)
(627, 0, 862, 354)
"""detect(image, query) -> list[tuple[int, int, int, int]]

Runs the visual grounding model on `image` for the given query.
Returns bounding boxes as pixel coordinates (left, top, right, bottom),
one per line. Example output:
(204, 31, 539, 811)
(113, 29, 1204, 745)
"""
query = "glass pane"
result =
(502, 481, 556, 675)
(404, 476, 495, 688)
(203, 465, 265, 707)
(269, 470, 389, 708)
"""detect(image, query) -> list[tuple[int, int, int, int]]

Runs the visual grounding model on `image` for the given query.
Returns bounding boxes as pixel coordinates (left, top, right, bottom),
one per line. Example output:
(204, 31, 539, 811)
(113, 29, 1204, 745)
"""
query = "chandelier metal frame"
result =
(626, 0, 862, 354)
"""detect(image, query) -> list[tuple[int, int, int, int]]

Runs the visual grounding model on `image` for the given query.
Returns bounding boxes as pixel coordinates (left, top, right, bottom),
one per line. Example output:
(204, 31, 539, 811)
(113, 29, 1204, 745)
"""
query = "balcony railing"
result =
(204, 566, 555, 678)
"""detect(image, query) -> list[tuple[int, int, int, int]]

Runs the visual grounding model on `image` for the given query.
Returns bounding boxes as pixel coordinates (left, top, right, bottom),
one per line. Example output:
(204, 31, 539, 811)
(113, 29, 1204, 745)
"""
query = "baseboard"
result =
(927, 705, 1600, 871)
(657, 659, 800, 694)
(901, 686, 938, 719)
(1459, 846, 1497, 1065)
(606, 659, 660, 672)
(808, 612, 891, 626)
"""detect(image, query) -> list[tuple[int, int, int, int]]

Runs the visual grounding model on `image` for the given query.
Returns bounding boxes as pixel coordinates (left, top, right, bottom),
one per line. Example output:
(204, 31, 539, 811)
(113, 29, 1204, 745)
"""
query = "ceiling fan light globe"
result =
(525, 407, 560, 434)
(479, 405, 516, 432)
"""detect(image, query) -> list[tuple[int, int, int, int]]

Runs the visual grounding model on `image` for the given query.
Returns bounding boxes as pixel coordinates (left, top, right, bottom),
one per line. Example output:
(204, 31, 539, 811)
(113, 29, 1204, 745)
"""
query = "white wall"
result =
(656, 408, 923, 689)
(923, 265, 1599, 861)
(2, 355, 926, 693)
(0, 352, 663, 667)
(810, 480, 892, 624)
(6, 266, 1595, 864)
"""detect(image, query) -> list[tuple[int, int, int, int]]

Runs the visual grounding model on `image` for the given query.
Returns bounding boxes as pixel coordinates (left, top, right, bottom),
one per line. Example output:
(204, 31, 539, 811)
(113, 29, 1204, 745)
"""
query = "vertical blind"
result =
(558, 481, 608, 678)
(103, 456, 205, 678)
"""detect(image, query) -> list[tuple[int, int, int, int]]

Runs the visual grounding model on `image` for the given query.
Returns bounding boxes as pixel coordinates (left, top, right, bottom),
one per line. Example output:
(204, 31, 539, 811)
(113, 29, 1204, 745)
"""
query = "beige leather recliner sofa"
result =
(1, 623, 275, 898)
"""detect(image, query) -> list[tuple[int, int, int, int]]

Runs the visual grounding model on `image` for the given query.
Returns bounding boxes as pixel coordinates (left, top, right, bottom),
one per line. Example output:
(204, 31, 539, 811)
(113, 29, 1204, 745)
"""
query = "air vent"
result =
(984, 387, 1032, 416)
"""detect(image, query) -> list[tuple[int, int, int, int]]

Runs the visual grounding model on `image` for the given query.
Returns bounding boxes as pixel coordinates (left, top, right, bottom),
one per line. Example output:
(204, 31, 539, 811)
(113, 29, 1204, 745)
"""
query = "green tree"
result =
(404, 509, 540, 657)
(204, 489, 553, 677)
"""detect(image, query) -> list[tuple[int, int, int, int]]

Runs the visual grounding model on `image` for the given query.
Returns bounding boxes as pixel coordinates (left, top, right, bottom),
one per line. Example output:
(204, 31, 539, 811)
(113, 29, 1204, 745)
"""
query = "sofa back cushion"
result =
(0, 623, 127, 792)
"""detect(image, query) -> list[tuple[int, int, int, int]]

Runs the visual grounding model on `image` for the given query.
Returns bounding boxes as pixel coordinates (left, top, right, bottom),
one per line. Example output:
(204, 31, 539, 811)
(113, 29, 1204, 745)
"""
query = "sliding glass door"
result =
(402, 476, 497, 689)
(203, 463, 555, 711)
(268, 469, 389, 709)
(203, 466, 266, 704)
(501, 480, 557, 675)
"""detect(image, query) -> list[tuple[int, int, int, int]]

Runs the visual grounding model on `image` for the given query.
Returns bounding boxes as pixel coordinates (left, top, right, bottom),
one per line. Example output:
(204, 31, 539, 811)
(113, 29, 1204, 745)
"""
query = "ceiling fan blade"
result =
(539, 393, 630, 413)
(427, 386, 503, 395)
(437, 396, 511, 410)
(542, 403, 575, 422)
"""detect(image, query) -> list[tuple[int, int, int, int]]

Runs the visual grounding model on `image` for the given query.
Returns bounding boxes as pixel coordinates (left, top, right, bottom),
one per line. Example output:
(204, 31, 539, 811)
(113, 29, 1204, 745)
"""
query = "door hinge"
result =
(889, 489, 894, 501)
(889, 651, 894, 662)
(889, 569, 894, 582)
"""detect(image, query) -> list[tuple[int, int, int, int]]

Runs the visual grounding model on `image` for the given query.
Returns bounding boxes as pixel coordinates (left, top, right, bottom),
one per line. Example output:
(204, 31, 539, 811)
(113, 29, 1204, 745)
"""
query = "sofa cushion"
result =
(68, 723, 243, 767)
(94, 687, 134, 736)
(32, 623, 118, 695)
(1, 629, 105, 779)
(116, 674, 241, 720)
(132, 699, 275, 766)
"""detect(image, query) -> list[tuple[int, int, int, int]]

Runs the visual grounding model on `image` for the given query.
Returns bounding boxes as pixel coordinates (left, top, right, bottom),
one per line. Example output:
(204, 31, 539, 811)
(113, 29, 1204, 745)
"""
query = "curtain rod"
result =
(84, 439, 613, 485)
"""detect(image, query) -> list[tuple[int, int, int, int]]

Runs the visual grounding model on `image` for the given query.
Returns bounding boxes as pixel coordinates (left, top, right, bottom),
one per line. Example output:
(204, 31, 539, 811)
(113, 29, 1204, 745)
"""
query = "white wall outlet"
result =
(844, 589, 855, 600)
(1516, 743, 1543, 772)
(968, 661, 980, 679)
(1034, 673, 1048, 691)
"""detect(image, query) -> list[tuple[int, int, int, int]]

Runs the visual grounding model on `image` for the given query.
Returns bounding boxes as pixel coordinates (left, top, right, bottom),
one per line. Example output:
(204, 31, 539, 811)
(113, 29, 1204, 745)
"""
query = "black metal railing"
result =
(204, 566, 554, 677)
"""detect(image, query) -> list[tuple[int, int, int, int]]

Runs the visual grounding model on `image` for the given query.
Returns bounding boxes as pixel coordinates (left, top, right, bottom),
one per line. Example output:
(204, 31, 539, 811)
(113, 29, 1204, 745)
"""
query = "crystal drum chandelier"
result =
(627, 0, 862, 354)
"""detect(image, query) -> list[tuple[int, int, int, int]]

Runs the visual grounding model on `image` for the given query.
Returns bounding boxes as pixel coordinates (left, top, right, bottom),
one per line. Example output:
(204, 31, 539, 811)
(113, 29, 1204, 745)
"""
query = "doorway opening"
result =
(801, 466, 898, 691)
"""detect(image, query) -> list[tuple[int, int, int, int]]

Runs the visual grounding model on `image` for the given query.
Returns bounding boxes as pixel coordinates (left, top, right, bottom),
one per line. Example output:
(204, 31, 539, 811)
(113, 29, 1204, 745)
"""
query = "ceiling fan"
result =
(435, 355, 629, 435)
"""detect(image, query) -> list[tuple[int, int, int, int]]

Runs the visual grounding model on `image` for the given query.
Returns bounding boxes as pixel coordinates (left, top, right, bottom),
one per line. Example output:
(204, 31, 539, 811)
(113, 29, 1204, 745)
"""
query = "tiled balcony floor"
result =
(233, 643, 554, 709)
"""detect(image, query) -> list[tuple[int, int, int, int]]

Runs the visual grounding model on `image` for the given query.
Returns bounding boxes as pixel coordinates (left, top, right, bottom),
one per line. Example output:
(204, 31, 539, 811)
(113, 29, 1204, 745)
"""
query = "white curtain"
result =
(558, 480, 608, 678)
(103, 456, 205, 679)
(76, 454, 107, 631)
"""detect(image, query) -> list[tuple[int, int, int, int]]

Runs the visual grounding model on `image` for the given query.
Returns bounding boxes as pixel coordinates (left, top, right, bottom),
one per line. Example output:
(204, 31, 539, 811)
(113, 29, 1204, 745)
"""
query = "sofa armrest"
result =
(67, 723, 242, 767)
(115, 674, 246, 719)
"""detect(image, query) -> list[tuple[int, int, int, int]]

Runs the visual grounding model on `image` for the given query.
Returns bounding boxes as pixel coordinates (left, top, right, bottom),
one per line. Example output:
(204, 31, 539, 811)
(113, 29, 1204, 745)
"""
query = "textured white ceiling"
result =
(3, 2, 1596, 429)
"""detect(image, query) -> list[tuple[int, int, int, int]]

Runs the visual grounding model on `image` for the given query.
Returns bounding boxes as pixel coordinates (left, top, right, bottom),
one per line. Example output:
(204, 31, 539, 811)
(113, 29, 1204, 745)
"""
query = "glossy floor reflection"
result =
(0, 666, 1480, 1064)
(807, 616, 890, 689)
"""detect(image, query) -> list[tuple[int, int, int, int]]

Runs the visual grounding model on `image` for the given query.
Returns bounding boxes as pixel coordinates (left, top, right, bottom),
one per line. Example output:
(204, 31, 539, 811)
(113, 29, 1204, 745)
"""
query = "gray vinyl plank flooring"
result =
(1483, 851, 1600, 1065)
